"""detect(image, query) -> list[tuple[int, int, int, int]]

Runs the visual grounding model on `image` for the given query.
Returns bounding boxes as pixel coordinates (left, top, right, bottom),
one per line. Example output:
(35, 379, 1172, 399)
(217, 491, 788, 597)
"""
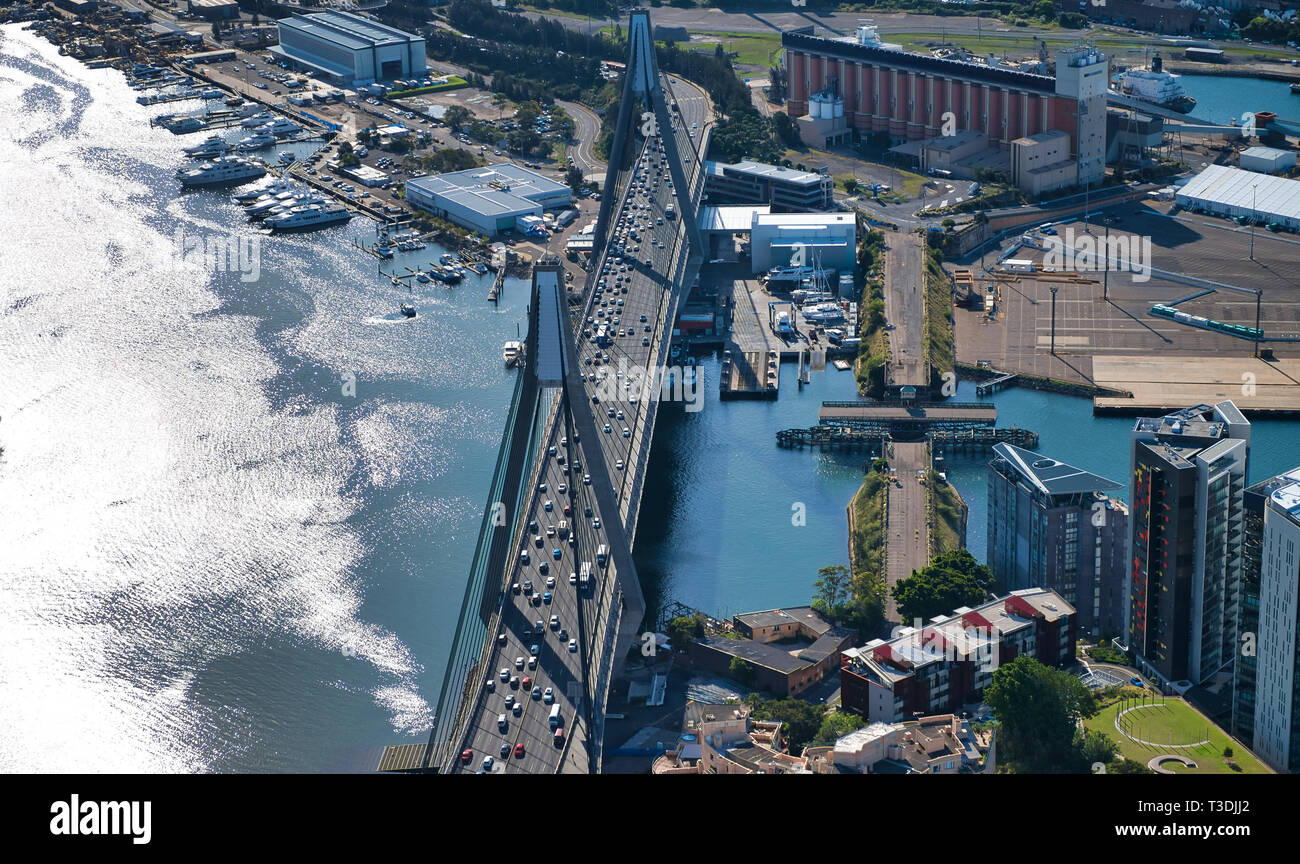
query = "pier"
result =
(720, 349, 778, 400)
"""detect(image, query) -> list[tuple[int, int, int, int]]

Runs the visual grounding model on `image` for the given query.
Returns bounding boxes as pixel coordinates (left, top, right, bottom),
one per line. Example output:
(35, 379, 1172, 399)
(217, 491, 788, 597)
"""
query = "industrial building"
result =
(1176, 165, 1300, 232)
(749, 211, 855, 273)
(1240, 146, 1297, 176)
(1010, 130, 1077, 197)
(687, 607, 854, 698)
(987, 444, 1129, 639)
(1127, 402, 1251, 688)
(272, 11, 426, 87)
(704, 160, 834, 211)
(404, 164, 571, 236)
(186, 0, 239, 21)
(840, 588, 1077, 723)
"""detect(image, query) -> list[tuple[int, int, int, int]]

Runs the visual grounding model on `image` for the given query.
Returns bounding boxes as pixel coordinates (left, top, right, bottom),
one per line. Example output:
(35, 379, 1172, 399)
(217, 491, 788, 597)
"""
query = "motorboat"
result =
(503, 341, 524, 366)
(232, 178, 295, 204)
(235, 132, 276, 151)
(278, 150, 296, 165)
(401, 303, 417, 318)
(240, 111, 276, 128)
(263, 204, 352, 232)
(183, 135, 232, 158)
(176, 156, 266, 188)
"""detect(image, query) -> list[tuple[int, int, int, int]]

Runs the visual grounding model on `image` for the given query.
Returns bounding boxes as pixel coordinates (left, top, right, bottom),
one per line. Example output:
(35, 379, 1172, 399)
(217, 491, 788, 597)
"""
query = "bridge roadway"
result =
(447, 73, 709, 774)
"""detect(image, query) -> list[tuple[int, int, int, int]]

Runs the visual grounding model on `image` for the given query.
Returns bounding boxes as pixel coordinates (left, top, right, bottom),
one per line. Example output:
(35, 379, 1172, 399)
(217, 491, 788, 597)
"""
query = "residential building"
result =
(653, 702, 806, 774)
(804, 714, 982, 774)
(1128, 402, 1251, 687)
(1234, 467, 1300, 773)
(987, 443, 1129, 638)
(840, 588, 1076, 722)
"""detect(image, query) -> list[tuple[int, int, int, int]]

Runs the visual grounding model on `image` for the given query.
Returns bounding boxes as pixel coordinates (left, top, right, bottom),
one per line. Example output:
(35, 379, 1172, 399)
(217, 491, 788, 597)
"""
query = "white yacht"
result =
(240, 111, 276, 128)
(503, 341, 524, 366)
(176, 156, 266, 188)
(278, 151, 296, 165)
(801, 302, 847, 324)
(255, 192, 327, 220)
(232, 178, 295, 204)
(263, 204, 352, 232)
(259, 119, 303, 137)
(244, 190, 307, 216)
(183, 135, 232, 158)
(235, 132, 276, 151)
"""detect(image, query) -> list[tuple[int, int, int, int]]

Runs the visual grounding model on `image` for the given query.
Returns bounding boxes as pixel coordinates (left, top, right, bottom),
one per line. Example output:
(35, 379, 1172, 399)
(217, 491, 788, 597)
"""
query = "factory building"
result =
(1240, 146, 1297, 176)
(1176, 165, 1300, 232)
(272, 11, 426, 87)
(404, 164, 572, 236)
(749, 211, 855, 273)
(783, 28, 1108, 194)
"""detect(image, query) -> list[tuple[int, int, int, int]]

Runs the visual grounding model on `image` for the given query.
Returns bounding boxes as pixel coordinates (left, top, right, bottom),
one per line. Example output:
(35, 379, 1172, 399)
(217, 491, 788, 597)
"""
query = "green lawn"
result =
(1084, 698, 1272, 775)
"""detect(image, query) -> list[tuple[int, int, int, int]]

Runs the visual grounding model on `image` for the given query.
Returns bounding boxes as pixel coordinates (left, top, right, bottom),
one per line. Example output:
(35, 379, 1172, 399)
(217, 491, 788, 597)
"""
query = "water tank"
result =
(808, 94, 823, 119)
(833, 97, 844, 118)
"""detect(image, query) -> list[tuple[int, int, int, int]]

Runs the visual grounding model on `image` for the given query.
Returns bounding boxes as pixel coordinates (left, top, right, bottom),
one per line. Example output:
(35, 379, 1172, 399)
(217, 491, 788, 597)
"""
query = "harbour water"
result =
(0, 25, 529, 772)
(638, 366, 1300, 619)
(3, 24, 1298, 773)
(1180, 73, 1300, 125)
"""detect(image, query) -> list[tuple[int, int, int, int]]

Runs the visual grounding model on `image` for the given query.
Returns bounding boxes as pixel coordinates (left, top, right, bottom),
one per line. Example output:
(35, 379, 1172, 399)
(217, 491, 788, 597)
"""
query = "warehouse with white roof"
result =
(404, 164, 572, 236)
(1175, 164, 1300, 232)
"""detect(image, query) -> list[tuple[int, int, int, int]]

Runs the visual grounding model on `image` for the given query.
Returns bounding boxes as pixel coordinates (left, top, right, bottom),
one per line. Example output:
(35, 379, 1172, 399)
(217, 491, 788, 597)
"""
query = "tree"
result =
(564, 165, 585, 192)
(748, 696, 824, 754)
(985, 656, 1099, 773)
(729, 655, 756, 688)
(812, 565, 851, 615)
(444, 105, 471, 131)
(1078, 728, 1118, 768)
(941, 218, 956, 231)
(666, 614, 705, 650)
(1107, 758, 1156, 775)
(812, 709, 863, 747)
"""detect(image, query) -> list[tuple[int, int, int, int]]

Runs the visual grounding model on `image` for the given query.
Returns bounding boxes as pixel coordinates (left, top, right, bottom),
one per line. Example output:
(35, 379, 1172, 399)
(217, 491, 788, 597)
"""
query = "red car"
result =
(553, 728, 565, 746)
(514, 743, 525, 758)
(460, 748, 473, 763)
(521, 676, 532, 689)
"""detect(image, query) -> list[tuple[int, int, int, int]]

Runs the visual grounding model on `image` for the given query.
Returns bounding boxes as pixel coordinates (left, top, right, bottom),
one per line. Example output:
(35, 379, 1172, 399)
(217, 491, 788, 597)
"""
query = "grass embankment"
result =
(888, 30, 1298, 63)
(387, 77, 468, 99)
(922, 246, 955, 390)
(689, 31, 783, 68)
(1083, 696, 1272, 775)
(853, 231, 890, 397)
(931, 475, 965, 555)
(848, 468, 888, 580)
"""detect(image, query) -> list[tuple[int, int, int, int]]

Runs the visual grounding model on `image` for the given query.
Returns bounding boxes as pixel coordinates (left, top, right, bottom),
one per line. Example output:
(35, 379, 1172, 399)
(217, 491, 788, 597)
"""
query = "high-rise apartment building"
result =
(1234, 467, 1300, 773)
(987, 443, 1128, 638)
(1127, 402, 1250, 686)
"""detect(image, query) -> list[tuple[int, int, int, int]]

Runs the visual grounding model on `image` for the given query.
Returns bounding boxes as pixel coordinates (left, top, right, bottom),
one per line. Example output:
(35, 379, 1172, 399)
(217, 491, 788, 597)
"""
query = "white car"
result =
(568, 639, 578, 653)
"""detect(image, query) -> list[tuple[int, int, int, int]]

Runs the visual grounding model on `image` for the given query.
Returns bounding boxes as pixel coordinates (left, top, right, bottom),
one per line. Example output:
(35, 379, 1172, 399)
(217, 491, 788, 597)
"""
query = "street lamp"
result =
(1250, 183, 1257, 261)
(1049, 284, 1059, 356)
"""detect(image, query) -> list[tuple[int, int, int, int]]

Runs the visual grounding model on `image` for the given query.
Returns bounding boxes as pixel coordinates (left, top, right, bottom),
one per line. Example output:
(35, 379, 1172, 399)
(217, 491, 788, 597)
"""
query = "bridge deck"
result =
(819, 402, 997, 424)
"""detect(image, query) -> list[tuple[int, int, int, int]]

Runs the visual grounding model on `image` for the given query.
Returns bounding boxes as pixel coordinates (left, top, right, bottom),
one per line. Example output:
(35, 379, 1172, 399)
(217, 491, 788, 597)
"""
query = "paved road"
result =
(557, 98, 604, 180)
(453, 71, 707, 774)
(884, 231, 926, 389)
(885, 441, 930, 620)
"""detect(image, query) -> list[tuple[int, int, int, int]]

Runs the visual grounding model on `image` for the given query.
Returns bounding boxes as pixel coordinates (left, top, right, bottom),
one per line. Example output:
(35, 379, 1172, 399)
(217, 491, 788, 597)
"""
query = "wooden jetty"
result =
(777, 424, 1037, 452)
(488, 268, 505, 304)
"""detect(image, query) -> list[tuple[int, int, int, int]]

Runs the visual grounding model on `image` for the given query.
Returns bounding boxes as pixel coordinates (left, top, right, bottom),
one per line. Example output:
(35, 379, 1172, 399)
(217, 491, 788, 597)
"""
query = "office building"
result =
(1127, 402, 1250, 687)
(839, 588, 1076, 723)
(987, 443, 1129, 638)
(703, 160, 834, 212)
(1234, 467, 1300, 773)
(272, 11, 426, 87)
